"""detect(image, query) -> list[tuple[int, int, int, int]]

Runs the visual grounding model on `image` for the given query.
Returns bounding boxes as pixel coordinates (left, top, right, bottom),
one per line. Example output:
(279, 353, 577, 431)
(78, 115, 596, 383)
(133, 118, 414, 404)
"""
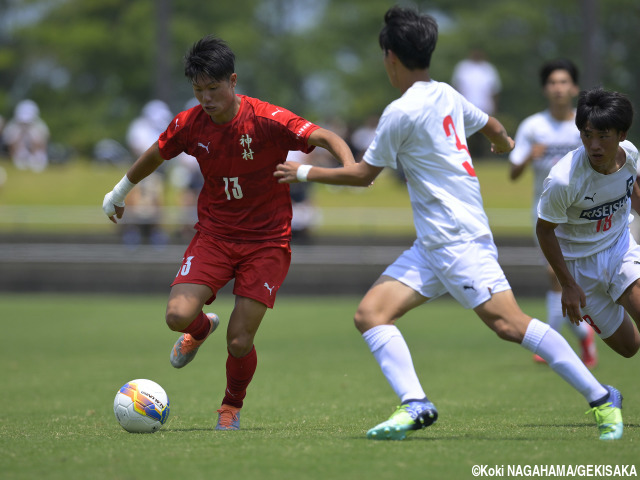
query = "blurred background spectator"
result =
(166, 98, 204, 242)
(126, 100, 173, 159)
(451, 48, 502, 115)
(120, 99, 173, 248)
(0, 113, 5, 190)
(350, 115, 378, 162)
(2, 99, 50, 173)
(451, 49, 502, 158)
(287, 149, 320, 243)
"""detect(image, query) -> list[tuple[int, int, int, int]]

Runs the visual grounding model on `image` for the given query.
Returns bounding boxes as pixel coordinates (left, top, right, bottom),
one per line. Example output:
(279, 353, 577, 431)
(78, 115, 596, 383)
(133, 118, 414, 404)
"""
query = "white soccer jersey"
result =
(363, 80, 489, 248)
(537, 140, 639, 259)
(509, 110, 581, 219)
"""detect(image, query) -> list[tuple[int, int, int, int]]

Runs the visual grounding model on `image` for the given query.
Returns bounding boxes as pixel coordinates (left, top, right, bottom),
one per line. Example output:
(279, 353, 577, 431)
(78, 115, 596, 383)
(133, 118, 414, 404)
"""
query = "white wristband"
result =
(296, 164, 312, 182)
(111, 175, 136, 204)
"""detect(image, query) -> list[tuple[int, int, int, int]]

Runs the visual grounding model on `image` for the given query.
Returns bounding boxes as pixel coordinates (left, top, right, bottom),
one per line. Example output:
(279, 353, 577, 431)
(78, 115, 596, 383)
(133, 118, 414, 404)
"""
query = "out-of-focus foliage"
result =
(0, 0, 638, 155)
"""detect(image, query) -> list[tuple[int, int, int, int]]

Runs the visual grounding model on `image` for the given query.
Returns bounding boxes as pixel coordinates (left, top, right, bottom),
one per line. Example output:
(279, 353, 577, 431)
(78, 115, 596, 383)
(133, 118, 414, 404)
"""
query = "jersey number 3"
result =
(443, 115, 476, 177)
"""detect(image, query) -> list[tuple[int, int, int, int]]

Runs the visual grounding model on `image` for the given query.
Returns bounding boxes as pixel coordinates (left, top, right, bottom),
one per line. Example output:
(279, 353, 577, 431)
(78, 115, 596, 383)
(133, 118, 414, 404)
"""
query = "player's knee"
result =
(490, 318, 524, 343)
(616, 342, 639, 358)
(354, 307, 374, 334)
(227, 337, 253, 357)
(165, 310, 192, 332)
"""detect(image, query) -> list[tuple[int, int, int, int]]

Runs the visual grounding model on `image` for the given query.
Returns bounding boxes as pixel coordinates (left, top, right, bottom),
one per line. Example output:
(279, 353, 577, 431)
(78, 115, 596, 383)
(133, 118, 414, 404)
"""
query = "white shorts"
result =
(566, 229, 640, 339)
(383, 235, 512, 309)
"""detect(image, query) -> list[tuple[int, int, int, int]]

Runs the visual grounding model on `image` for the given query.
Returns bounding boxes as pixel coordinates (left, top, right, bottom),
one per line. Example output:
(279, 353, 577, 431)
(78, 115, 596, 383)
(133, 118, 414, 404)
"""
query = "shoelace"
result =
(585, 402, 615, 429)
(179, 334, 203, 354)
(390, 405, 411, 419)
(217, 407, 239, 428)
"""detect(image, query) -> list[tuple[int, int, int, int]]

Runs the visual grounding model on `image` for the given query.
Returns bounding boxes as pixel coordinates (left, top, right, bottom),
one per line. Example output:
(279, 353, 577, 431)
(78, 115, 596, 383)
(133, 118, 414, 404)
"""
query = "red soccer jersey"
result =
(158, 95, 319, 242)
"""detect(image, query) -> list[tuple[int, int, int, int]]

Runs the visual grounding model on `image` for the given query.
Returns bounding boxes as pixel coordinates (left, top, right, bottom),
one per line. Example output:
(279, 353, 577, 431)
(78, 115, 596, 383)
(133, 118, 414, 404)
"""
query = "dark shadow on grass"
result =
(348, 434, 513, 441)
(347, 423, 639, 442)
(162, 427, 267, 432)
(524, 423, 640, 429)
(162, 427, 213, 432)
(165, 423, 638, 436)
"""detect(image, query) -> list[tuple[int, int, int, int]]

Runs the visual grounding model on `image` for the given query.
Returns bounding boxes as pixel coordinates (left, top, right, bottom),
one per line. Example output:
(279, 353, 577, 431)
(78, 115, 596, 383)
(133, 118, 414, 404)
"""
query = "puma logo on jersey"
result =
(197, 141, 210, 153)
(271, 109, 283, 116)
(463, 285, 475, 291)
(584, 193, 596, 202)
(264, 283, 275, 294)
(174, 118, 180, 129)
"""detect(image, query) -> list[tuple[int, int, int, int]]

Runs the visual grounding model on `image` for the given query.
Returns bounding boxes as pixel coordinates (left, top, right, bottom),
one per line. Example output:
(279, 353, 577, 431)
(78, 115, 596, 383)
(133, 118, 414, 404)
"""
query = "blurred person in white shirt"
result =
(2, 99, 50, 172)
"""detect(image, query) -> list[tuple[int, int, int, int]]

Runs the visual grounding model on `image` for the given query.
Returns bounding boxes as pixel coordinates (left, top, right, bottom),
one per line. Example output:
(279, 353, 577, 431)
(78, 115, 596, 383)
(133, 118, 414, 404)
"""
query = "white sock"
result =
(521, 319, 606, 403)
(362, 325, 426, 403)
(546, 291, 564, 332)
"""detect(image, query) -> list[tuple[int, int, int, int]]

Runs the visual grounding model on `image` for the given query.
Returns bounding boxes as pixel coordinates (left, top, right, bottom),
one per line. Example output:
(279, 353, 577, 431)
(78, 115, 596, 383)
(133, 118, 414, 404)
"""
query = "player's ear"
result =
(618, 130, 628, 142)
(386, 49, 399, 63)
(570, 83, 579, 97)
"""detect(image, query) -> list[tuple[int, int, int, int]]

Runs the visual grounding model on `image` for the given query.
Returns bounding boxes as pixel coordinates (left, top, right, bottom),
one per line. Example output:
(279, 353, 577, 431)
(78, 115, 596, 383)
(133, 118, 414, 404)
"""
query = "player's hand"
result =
(561, 283, 587, 325)
(491, 136, 515, 155)
(274, 161, 302, 183)
(102, 191, 126, 224)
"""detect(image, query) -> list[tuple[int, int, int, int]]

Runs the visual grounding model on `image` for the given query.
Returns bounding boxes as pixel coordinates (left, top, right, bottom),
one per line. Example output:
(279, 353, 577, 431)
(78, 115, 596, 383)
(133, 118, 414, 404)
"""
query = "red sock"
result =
(222, 346, 257, 409)
(180, 311, 210, 340)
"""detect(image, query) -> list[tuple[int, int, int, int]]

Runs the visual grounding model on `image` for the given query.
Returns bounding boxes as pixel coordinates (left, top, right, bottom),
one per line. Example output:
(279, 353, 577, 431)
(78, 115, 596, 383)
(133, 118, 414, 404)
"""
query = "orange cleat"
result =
(170, 313, 219, 368)
(215, 404, 241, 430)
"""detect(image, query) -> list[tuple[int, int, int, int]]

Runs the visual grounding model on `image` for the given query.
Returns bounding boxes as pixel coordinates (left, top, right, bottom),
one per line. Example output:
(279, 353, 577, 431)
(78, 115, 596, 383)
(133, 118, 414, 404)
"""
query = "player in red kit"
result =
(102, 35, 355, 430)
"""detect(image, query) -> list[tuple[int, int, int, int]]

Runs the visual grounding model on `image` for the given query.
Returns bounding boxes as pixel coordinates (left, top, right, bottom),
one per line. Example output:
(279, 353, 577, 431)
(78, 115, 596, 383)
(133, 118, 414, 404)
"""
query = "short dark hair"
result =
(540, 58, 579, 87)
(184, 35, 235, 83)
(575, 88, 634, 133)
(378, 6, 438, 70)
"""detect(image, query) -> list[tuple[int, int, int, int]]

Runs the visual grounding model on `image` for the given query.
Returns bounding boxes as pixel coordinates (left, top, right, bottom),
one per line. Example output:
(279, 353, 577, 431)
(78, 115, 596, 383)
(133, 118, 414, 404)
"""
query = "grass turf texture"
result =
(0, 157, 533, 236)
(1, 294, 637, 480)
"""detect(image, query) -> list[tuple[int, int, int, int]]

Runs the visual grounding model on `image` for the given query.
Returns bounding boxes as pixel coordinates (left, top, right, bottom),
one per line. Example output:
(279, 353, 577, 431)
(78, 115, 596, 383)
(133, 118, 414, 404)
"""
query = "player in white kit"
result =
(509, 59, 597, 367)
(275, 6, 622, 441)
(537, 88, 639, 440)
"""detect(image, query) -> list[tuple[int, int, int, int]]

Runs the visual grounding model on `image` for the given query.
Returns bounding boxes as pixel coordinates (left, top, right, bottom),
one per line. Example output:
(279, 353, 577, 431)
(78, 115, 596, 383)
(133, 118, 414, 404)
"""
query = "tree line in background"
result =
(0, 0, 638, 156)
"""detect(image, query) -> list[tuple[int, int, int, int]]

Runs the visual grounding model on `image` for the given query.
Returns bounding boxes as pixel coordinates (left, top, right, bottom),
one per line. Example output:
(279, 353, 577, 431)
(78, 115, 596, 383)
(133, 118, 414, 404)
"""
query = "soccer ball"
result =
(113, 379, 170, 433)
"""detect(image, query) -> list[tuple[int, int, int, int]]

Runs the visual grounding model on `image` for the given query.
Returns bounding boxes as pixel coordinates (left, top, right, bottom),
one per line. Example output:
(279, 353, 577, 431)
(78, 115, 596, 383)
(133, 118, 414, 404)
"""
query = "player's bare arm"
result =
(275, 158, 383, 187)
(307, 128, 356, 167)
(510, 144, 547, 181)
(102, 141, 165, 224)
(125, 142, 165, 183)
(536, 217, 586, 324)
(480, 116, 515, 155)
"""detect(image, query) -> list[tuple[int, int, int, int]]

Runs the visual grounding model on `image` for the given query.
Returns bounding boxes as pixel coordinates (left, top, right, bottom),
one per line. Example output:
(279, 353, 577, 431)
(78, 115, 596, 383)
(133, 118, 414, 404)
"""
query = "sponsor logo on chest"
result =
(239, 134, 254, 160)
(579, 176, 634, 220)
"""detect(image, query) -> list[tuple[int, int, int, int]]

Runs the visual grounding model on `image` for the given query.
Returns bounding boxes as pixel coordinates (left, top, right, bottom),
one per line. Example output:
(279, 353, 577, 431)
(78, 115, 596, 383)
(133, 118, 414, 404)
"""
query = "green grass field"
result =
(0, 157, 534, 236)
(1, 294, 637, 480)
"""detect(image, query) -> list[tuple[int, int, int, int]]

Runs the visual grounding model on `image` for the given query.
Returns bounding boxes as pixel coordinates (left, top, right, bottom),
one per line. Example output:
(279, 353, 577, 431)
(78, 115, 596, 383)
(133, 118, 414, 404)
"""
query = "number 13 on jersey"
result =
(223, 177, 243, 200)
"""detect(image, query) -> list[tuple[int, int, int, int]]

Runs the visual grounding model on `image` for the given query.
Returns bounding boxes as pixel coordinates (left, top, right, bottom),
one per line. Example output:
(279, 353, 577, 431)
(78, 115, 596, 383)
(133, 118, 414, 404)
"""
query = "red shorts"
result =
(171, 231, 291, 308)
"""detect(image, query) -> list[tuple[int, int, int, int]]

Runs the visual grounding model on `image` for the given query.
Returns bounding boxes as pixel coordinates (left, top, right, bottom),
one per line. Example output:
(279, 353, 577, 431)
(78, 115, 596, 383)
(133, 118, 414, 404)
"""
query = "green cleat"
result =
(367, 399, 438, 440)
(170, 313, 219, 368)
(586, 385, 623, 441)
